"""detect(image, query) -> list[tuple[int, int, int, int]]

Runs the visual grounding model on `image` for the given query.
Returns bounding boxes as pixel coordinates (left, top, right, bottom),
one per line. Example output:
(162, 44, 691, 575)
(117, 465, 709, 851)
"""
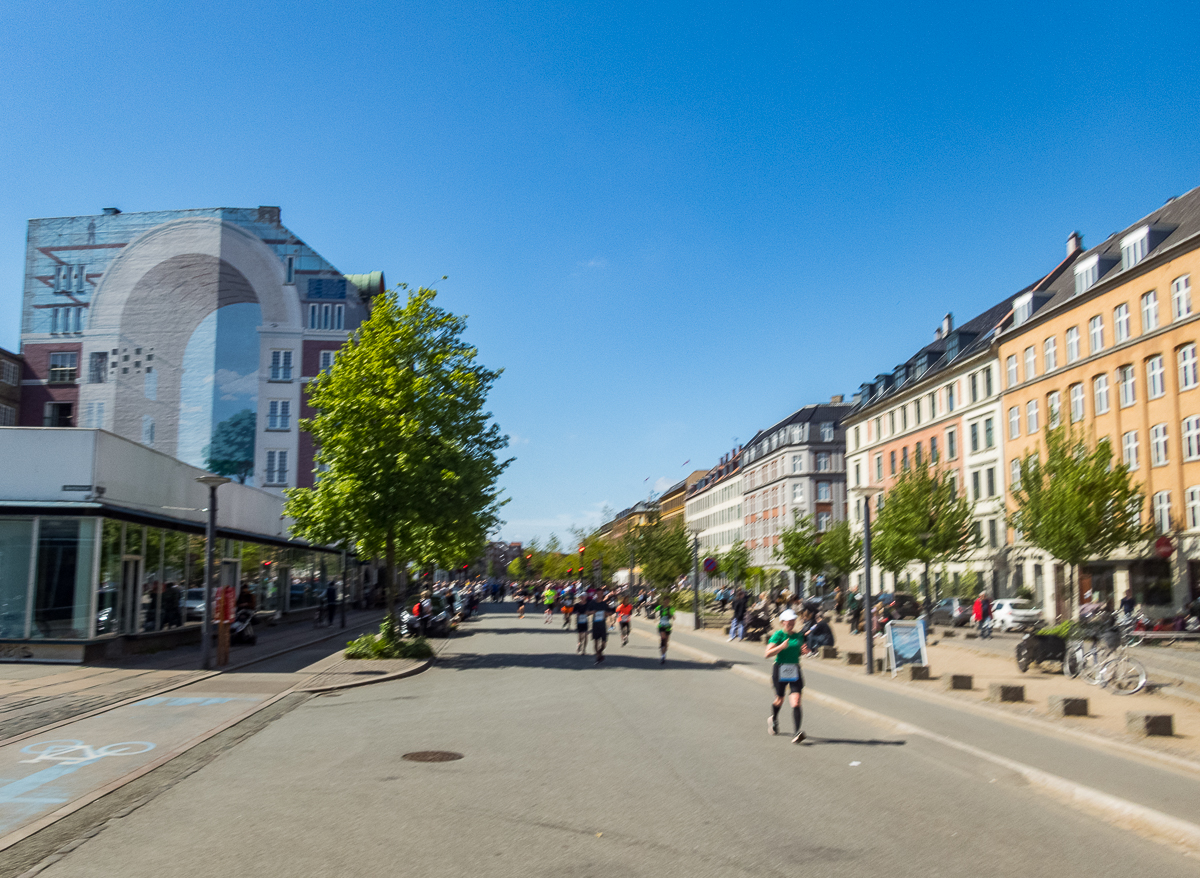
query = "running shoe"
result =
(660, 655, 666, 664)
(769, 716, 778, 736)
(792, 731, 806, 744)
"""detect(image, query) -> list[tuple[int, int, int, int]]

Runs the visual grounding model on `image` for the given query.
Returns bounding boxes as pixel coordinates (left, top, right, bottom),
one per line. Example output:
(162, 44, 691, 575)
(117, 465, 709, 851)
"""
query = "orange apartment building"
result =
(998, 187, 1200, 617)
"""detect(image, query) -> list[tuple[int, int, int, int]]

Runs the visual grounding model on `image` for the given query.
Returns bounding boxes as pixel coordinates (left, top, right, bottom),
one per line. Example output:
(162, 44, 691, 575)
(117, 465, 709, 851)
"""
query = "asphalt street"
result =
(24, 604, 1200, 878)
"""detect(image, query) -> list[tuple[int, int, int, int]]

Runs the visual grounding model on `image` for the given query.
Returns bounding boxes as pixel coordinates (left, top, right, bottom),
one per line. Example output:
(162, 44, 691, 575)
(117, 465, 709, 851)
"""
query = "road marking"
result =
(19, 740, 156, 765)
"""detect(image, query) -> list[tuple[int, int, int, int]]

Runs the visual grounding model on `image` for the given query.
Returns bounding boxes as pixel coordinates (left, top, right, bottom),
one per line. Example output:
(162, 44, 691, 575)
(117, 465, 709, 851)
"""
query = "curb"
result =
(297, 659, 432, 693)
(642, 627, 1200, 860)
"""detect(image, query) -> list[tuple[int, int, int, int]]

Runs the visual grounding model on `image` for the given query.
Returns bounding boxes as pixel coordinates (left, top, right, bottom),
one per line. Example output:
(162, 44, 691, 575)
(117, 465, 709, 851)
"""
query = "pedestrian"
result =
(656, 596, 674, 663)
(324, 580, 338, 626)
(729, 587, 747, 641)
(615, 595, 633, 646)
(543, 583, 556, 623)
(589, 592, 615, 663)
(847, 586, 863, 635)
(834, 586, 846, 622)
(972, 591, 993, 639)
(1119, 588, 1135, 618)
(765, 608, 806, 744)
(574, 590, 590, 654)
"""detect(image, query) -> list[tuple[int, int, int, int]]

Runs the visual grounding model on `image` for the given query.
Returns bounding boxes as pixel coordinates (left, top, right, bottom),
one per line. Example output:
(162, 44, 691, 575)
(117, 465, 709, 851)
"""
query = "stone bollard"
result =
(947, 674, 973, 690)
(1048, 695, 1088, 717)
(964, 631, 978, 639)
(942, 629, 956, 637)
(988, 683, 1024, 702)
(846, 652, 863, 665)
(874, 658, 885, 673)
(820, 646, 839, 660)
(1125, 712, 1174, 737)
(907, 665, 930, 681)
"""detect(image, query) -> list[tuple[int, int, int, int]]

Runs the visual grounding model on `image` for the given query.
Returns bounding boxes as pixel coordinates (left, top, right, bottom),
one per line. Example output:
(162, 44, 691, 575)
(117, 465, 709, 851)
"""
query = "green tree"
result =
(774, 515, 822, 594)
(284, 285, 510, 623)
(719, 541, 751, 588)
(819, 520, 862, 593)
(204, 409, 256, 483)
(873, 461, 976, 621)
(1009, 426, 1152, 619)
(638, 517, 692, 593)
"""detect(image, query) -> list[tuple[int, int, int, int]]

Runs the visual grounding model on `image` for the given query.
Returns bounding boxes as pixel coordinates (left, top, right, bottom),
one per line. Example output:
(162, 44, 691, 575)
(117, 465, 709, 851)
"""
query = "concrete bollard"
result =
(820, 646, 839, 659)
(846, 652, 863, 666)
(947, 674, 973, 690)
(964, 631, 978, 639)
(907, 665, 930, 681)
(988, 683, 1024, 702)
(942, 629, 956, 637)
(875, 658, 885, 673)
(1126, 712, 1174, 737)
(1048, 695, 1088, 717)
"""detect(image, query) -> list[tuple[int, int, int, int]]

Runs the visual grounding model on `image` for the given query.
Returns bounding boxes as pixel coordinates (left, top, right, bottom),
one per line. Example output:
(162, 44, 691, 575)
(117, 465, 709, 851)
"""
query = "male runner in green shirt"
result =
(765, 608, 806, 743)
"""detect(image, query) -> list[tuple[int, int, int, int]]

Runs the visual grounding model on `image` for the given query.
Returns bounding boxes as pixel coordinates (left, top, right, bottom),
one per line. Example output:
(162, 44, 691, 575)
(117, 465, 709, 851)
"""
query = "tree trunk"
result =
(385, 531, 397, 625)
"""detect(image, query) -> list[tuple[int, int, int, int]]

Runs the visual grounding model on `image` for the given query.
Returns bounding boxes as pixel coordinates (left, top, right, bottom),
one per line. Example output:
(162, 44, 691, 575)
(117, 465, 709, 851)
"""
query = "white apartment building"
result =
(740, 399, 854, 592)
(684, 450, 743, 559)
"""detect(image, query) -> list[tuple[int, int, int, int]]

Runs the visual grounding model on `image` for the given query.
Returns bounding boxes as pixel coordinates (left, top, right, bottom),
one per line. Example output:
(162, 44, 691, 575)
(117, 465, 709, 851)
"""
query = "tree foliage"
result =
(719, 541, 751, 585)
(873, 462, 976, 582)
(283, 286, 510, 620)
(1009, 426, 1152, 615)
(205, 409, 256, 484)
(819, 520, 862, 589)
(636, 517, 692, 591)
(775, 515, 822, 582)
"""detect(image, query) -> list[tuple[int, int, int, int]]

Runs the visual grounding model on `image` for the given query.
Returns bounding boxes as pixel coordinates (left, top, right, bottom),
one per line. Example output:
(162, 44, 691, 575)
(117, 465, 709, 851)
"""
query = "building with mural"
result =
(18, 206, 384, 491)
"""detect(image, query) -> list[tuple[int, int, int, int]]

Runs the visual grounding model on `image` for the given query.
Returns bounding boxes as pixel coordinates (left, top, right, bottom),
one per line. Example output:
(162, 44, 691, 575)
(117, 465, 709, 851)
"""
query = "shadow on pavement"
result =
(436, 651, 725, 673)
(802, 736, 907, 746)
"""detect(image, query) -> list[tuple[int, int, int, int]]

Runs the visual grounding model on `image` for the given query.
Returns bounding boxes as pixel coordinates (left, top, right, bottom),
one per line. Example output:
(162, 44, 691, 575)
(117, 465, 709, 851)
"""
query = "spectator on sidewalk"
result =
(847, 587, 863, 635)
(325, 580, 338, 626)
(729, 588, 748, 641)
(973, 591, 993, 639)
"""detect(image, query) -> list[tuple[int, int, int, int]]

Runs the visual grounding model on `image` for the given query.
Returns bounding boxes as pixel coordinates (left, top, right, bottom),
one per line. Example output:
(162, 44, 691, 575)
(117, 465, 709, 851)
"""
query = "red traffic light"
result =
(526, 554, 532, 560)
(578, 546, 586, 555)
(462, 564, 468, 570)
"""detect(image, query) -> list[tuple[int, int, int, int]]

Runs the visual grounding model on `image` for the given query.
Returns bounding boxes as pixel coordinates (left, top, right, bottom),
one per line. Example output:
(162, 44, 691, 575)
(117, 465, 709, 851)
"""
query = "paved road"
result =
(24, 604, 1200, 878)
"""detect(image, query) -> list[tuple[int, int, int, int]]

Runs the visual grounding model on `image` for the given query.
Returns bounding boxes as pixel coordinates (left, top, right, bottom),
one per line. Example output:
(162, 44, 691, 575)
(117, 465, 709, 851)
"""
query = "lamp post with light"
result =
(195, 475, 231, 671)
(852, 484, 884, 674)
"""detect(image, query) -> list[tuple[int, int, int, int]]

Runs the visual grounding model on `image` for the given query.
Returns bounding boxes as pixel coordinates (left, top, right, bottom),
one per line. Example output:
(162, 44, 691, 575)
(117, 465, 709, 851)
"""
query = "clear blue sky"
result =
(3, 1, 1199, 545)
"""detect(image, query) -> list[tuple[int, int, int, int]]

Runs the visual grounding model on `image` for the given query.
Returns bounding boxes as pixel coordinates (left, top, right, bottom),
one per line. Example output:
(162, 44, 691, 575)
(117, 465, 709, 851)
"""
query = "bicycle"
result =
(1096, 642, 1148, 695)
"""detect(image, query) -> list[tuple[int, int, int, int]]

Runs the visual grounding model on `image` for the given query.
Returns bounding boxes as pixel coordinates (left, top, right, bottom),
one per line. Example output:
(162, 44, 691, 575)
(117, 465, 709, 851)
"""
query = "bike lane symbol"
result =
(0, 740, 156, 834)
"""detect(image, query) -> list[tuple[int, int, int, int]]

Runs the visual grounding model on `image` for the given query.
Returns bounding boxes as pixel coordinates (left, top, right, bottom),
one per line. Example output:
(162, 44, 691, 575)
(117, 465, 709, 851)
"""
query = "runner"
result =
(517, 587, 527, 619)
(615, 595, 633, 646)
(542, 583, 556, 623)
(574, 590, 590, 654)
(765, 608, 806, 744)
(656, 596, 674, 663)
(589, 592, 615, 663)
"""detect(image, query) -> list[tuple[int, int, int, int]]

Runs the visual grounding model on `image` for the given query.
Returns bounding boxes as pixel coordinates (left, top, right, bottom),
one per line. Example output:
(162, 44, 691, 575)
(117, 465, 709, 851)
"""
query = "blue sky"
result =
(3, 1, 1199, 544)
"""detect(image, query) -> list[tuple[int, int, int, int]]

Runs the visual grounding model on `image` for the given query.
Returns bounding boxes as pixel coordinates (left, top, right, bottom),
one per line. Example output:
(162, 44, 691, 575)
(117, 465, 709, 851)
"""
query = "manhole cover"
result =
(402, 751, 464, 763)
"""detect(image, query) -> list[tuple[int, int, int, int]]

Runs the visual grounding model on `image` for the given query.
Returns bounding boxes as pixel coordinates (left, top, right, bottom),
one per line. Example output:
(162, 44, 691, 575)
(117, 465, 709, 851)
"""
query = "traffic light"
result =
(578, 546, 586, 556)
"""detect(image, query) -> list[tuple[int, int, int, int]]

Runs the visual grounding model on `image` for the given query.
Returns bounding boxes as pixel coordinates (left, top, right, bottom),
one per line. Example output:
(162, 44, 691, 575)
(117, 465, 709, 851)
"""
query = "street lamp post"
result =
(691, 534, 702, 630)
(853, 485, 884, 675)
(195, 475, 231, 671)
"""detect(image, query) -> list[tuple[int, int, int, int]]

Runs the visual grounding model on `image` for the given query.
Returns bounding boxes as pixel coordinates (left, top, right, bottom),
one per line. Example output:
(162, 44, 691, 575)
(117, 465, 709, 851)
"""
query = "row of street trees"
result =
(283, 285, 511, 622)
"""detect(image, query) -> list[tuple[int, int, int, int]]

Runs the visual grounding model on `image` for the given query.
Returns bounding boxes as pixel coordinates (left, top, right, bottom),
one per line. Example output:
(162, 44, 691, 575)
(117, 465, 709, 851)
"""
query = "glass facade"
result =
(0, 514, 340, 642)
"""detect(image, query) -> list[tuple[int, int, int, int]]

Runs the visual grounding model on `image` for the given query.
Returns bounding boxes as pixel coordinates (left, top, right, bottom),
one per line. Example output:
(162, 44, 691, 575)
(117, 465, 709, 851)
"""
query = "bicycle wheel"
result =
(1079, 650, 1105, 686)
(1064, 642, 1084, 678)
(1102, 656, 1147, 695)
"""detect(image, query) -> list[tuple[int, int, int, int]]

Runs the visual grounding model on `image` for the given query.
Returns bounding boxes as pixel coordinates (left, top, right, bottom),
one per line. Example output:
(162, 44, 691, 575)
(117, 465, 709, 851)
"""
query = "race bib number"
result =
(777, 663, 800, 682)
(594, 610, 606, 622)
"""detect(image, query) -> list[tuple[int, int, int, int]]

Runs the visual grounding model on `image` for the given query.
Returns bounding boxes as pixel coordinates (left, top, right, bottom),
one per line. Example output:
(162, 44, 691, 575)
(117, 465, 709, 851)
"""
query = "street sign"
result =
(703, 557, 717, 574)
(1154, 535, 1174, 559)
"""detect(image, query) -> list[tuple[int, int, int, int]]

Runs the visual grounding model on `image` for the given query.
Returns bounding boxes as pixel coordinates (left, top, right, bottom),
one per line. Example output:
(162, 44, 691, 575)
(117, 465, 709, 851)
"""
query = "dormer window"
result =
(1013, 292, 1033, 326)
(1074, 254, 1100, 295)
(1121, 226, 1149, 270)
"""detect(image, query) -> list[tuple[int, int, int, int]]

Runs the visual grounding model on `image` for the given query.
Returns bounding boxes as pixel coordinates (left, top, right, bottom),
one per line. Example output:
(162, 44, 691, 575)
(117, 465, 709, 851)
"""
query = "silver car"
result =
(991, 598, 1043, 632)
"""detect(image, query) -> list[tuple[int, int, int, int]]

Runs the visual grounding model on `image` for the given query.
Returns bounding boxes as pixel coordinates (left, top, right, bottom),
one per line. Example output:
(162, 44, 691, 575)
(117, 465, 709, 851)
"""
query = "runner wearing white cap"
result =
(765, 608, 806, 743)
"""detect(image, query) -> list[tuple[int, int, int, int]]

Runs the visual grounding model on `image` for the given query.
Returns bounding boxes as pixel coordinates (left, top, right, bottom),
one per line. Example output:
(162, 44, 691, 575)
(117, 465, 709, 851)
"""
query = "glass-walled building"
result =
(0, 428, 349, 662)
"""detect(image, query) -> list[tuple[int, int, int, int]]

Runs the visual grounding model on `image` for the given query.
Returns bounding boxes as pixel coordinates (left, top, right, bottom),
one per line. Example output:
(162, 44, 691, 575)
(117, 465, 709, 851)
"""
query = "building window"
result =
(1187, 487, 1200, 530)
(793, 483, 804, 503)
(946, 383, 955, 412)
(1088, 316, 1104, 354)
(267, 400, 291, 431)
(1113, 304, 1130, 343)
(1153, 491, 1172, 534)
(816, 511, 831, 532)
(1008, 406, 1020, 440)
(319, 350, 337, 371)
(915, 442, 923, 466)
(82, 401, 104, 429)
(1183, 416, 1200, 461)
(1006, 355, 1018, 387)
(947, 428, 957, 459)
(1141, 290, 1159, 333)
(265, 450, 289, 485)
(1047, 391, 1061, 428)
(1069, 383, 1084, 423)
(1172, 275, 1192, 321)
(970, 422, 979, 453)
(1118, 365, 1136, 407)
(1024, 346, 1036, 381)
(889, 451, 896, 474)
(817, 481, 831, 501)
(1180, 344, 1199, 391)
(987, 519, 998, 548)
(792, 454, 803, 474)
(285, 255, 295, 284)
(1066, 326, 1080, 363)
(970, 373, 979, 403)
(48, 352, 78, 384)
(0, 360, 18, 385)
(1043, 337, 1057, 372)
(270, 350, 293, 381)
(984, 417, 994, 448)
(1026, 400, 1039, 434)
(930, 436, 939, 462)
(0, 403, 15, 426)
(901, 447, 909, 470)
(1146, 354, 1165, 399)
(972, 470, 981, 500)
(889, 411, 896, 435)
(1011, 458, 1021, 491)
(901, 407, 908, 431)
(874, 454, 883, 481)
(334, 304, 345, 330)
(1122, 430, 1139, 470)
(141, 415, 155, 446)
(816, 452, 831, 472)
(1075, 256, 1100, 295)
(1094, 374, 1110, 413)
(1121, 227, 1149, 270)
(88, 352, 107, 384)
(308, 304, 319, 329)
(928, 393, 936, 419)
(984, 367, 993, 397)
(853, 426, 860, 449)
(986, 467, 996, 497)
(820, 422, 834, 442)
(43, 402, 73, 427)
(1150, 423, 1169, 467)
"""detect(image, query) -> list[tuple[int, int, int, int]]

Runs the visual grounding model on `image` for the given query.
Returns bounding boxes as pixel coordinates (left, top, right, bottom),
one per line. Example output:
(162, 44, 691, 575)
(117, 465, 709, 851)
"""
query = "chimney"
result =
(1067, 231, 1083, 257)
(102, 207, 121, 215)
(935, 327, 943, 341)
(830, 394, 844, 404)
(257, 205, 281, 224)
(941, 313, 953, 337)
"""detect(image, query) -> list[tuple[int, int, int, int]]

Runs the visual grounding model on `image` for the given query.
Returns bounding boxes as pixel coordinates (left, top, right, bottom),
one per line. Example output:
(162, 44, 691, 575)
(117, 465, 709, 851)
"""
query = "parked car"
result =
(990, 598, 1044, 632)
(183, 588, 207, 621)
(931, 597, 973, 627)
(873, 593, 921, 619)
